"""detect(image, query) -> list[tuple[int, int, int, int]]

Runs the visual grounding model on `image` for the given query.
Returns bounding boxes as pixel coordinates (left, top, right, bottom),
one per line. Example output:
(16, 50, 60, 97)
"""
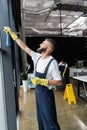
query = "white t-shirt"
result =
(59, 62, 68, 68)
(31, 51, 62, 89)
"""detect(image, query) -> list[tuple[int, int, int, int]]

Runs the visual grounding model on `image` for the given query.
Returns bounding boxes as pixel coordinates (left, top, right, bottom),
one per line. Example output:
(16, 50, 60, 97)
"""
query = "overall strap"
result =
(44, 58, 54, 76)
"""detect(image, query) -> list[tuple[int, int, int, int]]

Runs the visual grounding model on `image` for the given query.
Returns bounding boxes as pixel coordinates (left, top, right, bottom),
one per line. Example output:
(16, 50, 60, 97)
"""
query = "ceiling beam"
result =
(22, 3, 87, 15)
(53, 3, 87, 13)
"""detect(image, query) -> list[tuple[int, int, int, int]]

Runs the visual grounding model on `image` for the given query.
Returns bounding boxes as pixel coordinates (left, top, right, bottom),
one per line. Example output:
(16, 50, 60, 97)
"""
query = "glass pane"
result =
(0, 32, 8, 130)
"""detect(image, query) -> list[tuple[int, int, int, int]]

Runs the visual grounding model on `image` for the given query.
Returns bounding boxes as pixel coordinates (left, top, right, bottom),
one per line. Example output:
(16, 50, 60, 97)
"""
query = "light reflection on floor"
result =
(19, 84, 87, 130)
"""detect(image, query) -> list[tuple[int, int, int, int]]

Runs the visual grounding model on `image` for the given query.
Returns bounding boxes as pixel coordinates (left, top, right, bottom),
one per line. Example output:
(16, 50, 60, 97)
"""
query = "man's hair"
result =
(46, 38, 56, 50)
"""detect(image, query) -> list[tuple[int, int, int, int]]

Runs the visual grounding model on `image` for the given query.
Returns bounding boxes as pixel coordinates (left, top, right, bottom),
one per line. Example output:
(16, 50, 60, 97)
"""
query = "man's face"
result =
(37, 39, 52, 53)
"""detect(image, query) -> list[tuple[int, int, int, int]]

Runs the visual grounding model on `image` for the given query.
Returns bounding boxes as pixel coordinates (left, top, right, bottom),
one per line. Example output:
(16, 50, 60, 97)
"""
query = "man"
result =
(4, 26, 62, 130)
(59, 59, 68, 78)
(59, 59, 69, 90)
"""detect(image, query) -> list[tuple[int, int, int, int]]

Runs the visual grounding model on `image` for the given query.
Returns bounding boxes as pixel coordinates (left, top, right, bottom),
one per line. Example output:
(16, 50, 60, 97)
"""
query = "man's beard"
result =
(37, 48, 47, 53)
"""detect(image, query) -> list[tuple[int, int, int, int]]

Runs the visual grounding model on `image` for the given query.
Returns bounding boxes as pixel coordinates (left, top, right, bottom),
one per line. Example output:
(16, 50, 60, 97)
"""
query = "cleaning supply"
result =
(6, 33, 11, 46)
(30, 77, 48, 87)
(62, 71, 65, 78)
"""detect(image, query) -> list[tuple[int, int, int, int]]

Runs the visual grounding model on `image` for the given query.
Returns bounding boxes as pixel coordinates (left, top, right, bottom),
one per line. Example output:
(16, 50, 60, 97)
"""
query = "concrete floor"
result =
(19, 80, 87, 130)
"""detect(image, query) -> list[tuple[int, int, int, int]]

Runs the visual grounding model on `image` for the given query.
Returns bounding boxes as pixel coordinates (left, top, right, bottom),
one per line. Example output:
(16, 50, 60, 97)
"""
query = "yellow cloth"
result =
(4, 26, 18, 40)
(30, 77, 48, 87)
(62, 72, 65, 78)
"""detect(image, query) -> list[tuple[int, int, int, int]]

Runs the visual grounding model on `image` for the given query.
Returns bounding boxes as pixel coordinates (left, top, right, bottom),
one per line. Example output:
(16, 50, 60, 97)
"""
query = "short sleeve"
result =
(65, 63, 68, 68)
(31, 51, 41, 65)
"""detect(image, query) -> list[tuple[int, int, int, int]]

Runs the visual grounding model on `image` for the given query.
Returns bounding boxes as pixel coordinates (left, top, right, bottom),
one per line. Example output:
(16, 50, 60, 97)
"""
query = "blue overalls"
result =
(59, 64, 65, 76)
(35, 57, 60, 130)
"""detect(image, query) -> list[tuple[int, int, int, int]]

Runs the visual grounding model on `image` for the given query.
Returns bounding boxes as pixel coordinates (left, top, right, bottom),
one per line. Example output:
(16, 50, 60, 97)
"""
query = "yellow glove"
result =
(4, 26, 18, 40)
(30, 77, 48, 87)
(62, 72, 65, 78)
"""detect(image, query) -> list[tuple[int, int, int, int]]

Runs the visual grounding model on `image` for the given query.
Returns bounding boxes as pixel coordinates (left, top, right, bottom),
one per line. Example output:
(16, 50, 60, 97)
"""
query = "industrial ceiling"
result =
(21, 0, 87, 36)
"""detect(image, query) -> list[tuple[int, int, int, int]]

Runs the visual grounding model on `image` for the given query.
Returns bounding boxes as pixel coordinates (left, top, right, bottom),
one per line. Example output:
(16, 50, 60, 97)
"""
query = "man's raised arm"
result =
(4, 26, 32, 56)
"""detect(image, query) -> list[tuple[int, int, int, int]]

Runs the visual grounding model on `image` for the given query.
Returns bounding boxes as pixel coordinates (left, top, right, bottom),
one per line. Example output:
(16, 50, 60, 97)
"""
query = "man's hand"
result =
(4, 26, 18, 40)
(4, 26, 11, 33)
(30, 77, 48, 87)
